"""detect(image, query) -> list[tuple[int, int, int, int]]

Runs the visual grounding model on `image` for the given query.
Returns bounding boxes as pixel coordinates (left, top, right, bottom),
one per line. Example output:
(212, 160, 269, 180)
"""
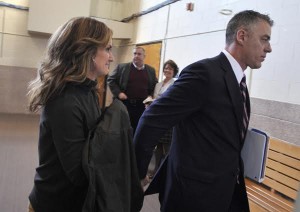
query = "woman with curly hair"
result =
(27, 17, 114, 212)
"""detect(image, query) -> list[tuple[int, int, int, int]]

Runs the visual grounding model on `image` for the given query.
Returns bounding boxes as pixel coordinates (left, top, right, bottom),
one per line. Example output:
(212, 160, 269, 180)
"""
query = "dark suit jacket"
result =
(107, 62, 157, 98)
(134, 53, 250, 212)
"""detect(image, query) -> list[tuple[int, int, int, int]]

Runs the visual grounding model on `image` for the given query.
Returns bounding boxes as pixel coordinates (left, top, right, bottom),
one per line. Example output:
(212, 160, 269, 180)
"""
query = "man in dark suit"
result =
(107, 46, 157, 134)
(134, 10, 273, 212)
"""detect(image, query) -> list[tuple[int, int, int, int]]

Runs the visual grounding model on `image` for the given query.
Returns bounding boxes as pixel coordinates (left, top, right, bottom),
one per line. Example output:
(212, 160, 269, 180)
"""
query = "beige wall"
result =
(0, 0, 134, 114)
(28, 0, 93, 34)
(0, 65, 36, 114)
(0, 1, 48, 114)
(0, 3, 48, 68)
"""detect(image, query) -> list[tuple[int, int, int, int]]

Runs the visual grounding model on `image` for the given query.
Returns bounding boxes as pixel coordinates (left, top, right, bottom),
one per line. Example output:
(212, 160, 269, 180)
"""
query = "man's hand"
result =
(144, 103, 151, 109)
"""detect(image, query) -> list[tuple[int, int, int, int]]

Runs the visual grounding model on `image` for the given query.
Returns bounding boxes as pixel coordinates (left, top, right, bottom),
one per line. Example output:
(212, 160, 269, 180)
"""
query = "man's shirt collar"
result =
(132, 62, 145, 70)
(222, 49, 244, 84)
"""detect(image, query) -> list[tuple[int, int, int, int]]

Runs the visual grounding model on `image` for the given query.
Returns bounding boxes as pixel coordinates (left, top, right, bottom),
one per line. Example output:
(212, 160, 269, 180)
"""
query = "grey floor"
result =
(0, 113, 159, 212)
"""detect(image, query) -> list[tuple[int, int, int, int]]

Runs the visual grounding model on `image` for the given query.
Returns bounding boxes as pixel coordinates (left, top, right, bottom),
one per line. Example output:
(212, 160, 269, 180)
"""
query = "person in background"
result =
(27, 17, 114, 212)
(143, 59, 179, 106)
(143, 60, 179, 176)
(134, 10, 273, 211)
(153, 59, 179, 100)
(107, 46, 157, 134)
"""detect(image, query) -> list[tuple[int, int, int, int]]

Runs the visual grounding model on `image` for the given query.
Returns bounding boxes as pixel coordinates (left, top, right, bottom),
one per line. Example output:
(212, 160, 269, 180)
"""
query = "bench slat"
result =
(246, 179, 294, 210)
(269, 139, 300, 160)
(247, 188, 292, 211)
(266, 159, 300, 181)
(263, 177, 298, 200)
(249, 200, 268, 212)
(247, 191, 283, 212)
(268, 150, 300, 170)
(265, 167, 299, 190)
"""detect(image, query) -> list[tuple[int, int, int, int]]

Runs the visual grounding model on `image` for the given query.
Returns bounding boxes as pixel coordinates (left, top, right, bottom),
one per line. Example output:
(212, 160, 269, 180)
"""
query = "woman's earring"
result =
(92, 58, 97, 67)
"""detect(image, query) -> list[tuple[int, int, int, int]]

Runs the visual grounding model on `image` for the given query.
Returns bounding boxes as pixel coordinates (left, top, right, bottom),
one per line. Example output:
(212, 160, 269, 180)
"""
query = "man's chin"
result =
(250, 63, 262, 69)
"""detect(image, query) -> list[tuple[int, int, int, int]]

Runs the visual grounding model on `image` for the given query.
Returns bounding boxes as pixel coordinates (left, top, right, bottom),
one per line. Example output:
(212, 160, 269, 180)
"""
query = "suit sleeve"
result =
(134, 64, 210, 178)
(107, 64, 122, 97)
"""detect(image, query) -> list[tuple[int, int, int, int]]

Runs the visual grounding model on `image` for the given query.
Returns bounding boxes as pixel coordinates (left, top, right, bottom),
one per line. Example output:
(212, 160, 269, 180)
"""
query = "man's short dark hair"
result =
(134, 46, 145, 54)
(226, 10, 274, 45)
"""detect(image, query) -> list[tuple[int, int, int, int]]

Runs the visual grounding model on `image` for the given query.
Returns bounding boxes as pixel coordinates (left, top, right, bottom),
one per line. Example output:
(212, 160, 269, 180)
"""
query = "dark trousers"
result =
(228, 181, 250, 212)
(122, 99, 145, 135)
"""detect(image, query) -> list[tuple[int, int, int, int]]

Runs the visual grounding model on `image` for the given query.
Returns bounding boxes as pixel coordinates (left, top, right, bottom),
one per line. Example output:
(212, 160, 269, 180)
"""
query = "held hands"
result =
(144, 103, 151, 109)
(143, 96, 154, 108)
(118, 92, 128, 100)
(140, 175, 151, 190)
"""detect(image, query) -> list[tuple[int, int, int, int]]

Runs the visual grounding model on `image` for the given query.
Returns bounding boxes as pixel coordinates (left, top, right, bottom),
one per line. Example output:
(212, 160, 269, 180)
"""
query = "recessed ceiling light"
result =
(219, 9, 233, 15)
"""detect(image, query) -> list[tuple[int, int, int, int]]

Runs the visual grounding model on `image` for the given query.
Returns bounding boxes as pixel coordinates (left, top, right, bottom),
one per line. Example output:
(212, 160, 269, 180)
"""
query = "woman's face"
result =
(163, 64, 174, 79)
(89, 39, 114, 80)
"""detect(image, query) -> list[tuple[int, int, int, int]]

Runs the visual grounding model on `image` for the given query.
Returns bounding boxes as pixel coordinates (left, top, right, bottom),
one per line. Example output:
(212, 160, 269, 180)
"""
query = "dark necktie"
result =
(240, 76, 249, 141)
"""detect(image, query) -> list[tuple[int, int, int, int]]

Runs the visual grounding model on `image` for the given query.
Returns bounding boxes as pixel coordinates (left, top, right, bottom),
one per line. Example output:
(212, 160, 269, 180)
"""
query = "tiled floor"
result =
(0, 113, 160, 212)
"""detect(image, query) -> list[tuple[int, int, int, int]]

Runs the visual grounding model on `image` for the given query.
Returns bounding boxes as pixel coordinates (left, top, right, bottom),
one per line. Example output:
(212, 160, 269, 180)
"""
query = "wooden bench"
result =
(245, 137, 300, 212)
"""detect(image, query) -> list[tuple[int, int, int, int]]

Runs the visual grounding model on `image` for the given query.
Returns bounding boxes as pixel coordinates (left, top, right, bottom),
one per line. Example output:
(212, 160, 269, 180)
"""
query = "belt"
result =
(126, 98, 144, 105)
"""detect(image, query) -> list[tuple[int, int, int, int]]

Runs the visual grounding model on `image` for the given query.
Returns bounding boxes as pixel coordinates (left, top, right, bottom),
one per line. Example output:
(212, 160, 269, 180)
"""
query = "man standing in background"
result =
(134, 10, 273, 211)
(107, 46, 157, 134)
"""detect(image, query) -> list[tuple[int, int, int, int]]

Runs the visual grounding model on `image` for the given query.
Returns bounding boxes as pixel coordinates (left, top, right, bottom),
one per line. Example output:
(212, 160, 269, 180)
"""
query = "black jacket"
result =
(82, 99, 144, 212)
(29, 79, 101, 212)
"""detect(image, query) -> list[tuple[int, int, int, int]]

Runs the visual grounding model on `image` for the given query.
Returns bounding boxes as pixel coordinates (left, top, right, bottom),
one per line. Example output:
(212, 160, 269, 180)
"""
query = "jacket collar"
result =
(219, 52, 246, 146)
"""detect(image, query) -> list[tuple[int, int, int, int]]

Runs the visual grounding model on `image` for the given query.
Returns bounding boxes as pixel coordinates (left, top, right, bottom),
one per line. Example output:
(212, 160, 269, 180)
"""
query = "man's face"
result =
(133, 48, 145, 66)
(242, 20, 272, 69)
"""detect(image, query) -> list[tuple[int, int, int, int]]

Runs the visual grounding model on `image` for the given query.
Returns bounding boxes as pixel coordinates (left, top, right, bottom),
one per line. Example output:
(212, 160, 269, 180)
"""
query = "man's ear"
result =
(236, 28, 248, 45)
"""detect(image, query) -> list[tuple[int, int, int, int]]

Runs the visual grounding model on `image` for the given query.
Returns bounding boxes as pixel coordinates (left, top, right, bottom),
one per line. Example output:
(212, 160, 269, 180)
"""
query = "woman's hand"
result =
(118, 92, 127, 100)
(140, 175, 151, 190)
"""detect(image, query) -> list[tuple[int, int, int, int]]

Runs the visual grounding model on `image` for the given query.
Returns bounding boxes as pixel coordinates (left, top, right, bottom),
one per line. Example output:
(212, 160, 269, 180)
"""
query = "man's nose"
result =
(266, 43, 272, 53)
